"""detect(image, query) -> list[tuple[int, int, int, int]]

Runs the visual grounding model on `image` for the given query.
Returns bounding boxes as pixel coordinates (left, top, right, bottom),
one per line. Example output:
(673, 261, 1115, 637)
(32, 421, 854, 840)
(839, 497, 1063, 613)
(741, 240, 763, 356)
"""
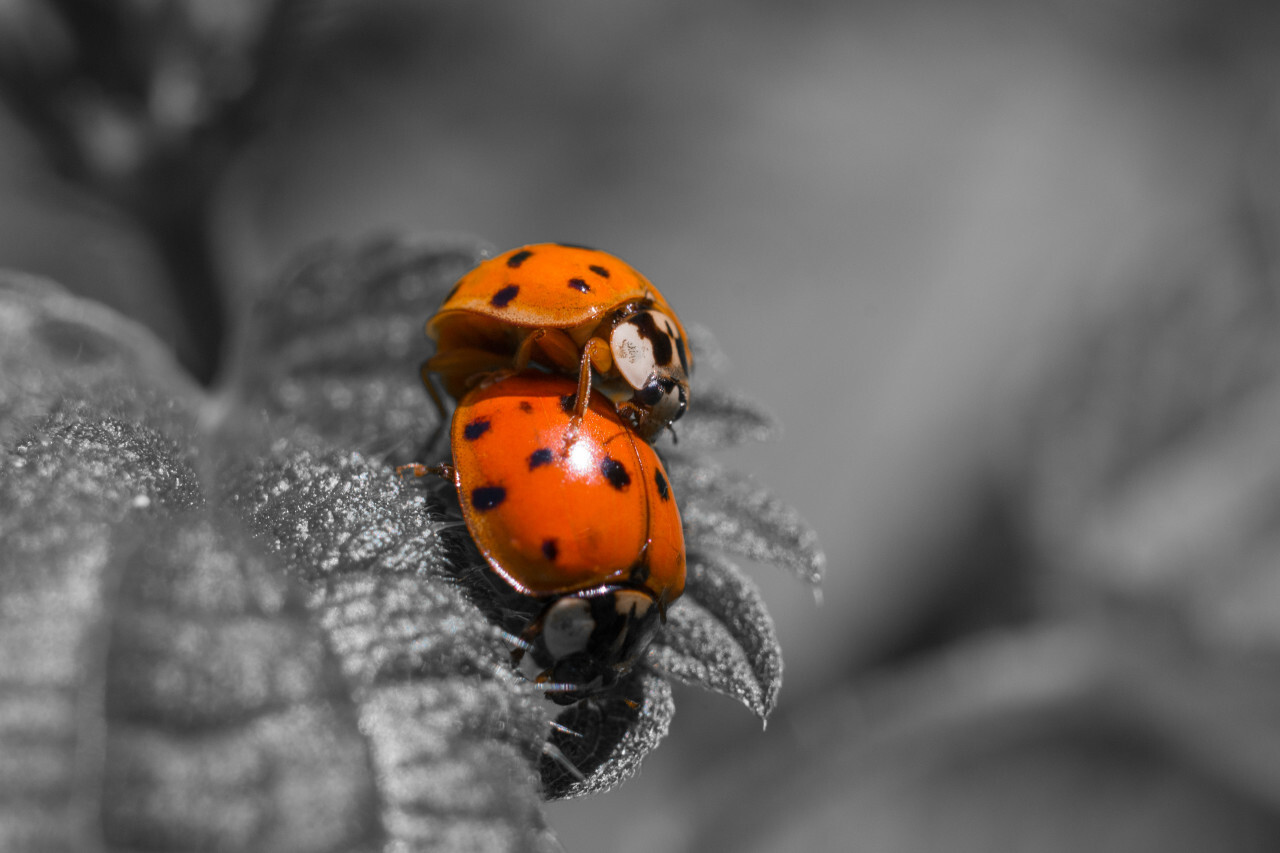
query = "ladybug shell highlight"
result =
(449, 371, 685, 606)
(426, 243, 692, 441)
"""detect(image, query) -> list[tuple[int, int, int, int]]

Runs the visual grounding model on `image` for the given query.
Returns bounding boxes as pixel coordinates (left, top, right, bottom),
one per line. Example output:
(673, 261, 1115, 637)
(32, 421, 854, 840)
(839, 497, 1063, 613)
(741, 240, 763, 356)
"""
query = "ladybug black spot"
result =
(528, 447, 554, 469)
(491, 284, 519, 308)
(601, 457, 630, 490)
(568, 278, 591, 293)
(471, 486, 506, 511)
(519, 401, 534, 413)
(463, 418, 491, 441)
(654, 469, 669, 501)
(506, 249, 534, 268)
(542, 539, 559, 561)
(589, 264, 611, 278)
(628, 561, 651, 584)
(557, 242, 597, 251)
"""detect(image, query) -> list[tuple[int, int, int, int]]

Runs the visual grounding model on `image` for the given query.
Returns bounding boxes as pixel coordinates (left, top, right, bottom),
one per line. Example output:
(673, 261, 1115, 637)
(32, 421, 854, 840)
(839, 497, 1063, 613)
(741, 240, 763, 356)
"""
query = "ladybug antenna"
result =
(665, 422, 679, 445)
(542, 742, 585, 782)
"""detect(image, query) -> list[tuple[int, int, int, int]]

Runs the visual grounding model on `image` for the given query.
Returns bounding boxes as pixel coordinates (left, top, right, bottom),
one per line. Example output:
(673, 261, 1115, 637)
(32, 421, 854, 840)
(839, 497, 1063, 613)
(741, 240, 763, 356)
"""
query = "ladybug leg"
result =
(473, 328, 553, 390)
(570, 337, 614, 419)
(468, 327, 583, 389)
(529, 328, 584, 372)
(426, 348, 513, 391)
(418, 362, 452, 454)
(394, 462, 456, 481)
(419, 362, 448, 423)
(510, 328, 547, 371)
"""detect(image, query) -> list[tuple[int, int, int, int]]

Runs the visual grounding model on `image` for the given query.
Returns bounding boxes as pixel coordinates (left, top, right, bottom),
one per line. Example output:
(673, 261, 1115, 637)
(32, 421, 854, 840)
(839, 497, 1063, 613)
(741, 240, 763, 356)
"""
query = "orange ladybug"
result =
(430, 371, 685, 699)
(424, 243, 692, 442)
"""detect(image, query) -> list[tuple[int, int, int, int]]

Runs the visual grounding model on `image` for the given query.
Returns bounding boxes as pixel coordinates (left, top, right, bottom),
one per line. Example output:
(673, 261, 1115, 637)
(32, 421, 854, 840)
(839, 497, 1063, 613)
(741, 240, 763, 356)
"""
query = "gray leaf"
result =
(1, 410, 379, 851)
(0, 272, 202, 445)
(670, 458, 825, 586)
(220, 446, 558, 851)
(654, 385, 781, 451)
(221, 235, 491, 460)
(649, 551, 783, 720)
(543, 670, 675, 800)
(100, 513, 381, 852)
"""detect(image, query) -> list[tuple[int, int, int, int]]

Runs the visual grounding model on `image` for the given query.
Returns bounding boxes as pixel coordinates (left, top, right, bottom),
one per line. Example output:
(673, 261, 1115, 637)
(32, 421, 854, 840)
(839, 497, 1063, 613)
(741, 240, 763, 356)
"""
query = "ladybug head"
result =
(609, 309, 691, 441)
(520, 586, 663, 704)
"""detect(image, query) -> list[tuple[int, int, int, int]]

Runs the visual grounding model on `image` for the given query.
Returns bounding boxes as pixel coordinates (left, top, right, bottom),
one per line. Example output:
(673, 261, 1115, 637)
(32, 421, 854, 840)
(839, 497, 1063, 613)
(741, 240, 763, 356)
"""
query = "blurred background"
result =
(6, 0, 1280, 849)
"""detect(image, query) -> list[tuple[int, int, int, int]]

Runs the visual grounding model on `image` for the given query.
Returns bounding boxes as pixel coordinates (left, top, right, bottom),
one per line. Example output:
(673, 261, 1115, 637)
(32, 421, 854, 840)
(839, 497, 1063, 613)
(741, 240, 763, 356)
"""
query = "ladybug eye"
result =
(541, 597, 597, 660)
(636, 378, 667, 406)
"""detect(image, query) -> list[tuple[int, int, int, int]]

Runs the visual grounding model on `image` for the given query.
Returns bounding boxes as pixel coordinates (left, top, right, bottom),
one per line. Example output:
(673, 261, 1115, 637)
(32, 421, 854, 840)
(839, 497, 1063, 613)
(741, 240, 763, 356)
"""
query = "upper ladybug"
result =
(424, 243, 692, 442)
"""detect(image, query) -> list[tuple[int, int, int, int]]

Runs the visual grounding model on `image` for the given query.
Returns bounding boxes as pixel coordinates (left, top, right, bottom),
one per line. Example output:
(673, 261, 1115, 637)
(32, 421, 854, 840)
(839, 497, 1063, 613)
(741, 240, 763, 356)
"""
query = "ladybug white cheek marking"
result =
(543, 597, 597, 660)
(611, 320, 659, 390)
(614, 589, 654, 620)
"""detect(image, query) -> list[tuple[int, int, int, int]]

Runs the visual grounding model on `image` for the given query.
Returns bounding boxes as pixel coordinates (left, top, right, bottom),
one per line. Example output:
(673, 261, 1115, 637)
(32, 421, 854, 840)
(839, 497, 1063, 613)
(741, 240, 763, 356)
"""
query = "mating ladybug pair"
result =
(409, 243, 692, 701)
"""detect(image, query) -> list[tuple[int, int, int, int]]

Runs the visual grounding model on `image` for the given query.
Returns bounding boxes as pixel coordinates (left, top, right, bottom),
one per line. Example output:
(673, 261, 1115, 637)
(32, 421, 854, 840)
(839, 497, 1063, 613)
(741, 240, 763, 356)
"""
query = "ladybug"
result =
(424, 243, 692, 442)
(426, 370, 685, 700)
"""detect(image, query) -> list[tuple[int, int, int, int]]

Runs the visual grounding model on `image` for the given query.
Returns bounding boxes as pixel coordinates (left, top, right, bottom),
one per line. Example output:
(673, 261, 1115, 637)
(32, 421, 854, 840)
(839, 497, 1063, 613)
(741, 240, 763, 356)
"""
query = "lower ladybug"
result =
(422, 371, 685, 700)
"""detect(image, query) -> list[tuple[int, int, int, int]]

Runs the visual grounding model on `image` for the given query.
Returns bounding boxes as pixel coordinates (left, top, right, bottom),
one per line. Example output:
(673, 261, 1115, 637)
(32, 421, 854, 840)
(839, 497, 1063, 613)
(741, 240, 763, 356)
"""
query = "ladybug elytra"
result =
(425, 243, 692, 442)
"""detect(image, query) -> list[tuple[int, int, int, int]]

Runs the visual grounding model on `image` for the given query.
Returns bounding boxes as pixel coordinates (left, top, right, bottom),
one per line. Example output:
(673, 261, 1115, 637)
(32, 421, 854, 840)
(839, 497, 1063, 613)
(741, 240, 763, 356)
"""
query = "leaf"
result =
(543, 670, 675, 800)
(219, 446, 559, 850)
(0, 272, 202, 445)
(653, 385, 781, 451)
(0, 409, 380, 851)
(219, 235, 492, 461)
(649, 551, 783, 720)
(101, 513, 382, 852)
(669, 457, 825, 586)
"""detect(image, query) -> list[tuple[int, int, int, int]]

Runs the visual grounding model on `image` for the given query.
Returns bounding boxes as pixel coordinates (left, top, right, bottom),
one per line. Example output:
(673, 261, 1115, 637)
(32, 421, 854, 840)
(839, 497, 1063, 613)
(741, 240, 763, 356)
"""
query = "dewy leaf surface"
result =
(101, 513, 381, 852)
(670, 457, 825, 587)
(0, 415, 204, 850)
(0, 272, 202, 445)
(653, 385, 781, 451)
(219, 444, 558, 852)
(0, 406, 379, 851)
(649, 551, 783, 720)
(220, 235, 491, 461)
